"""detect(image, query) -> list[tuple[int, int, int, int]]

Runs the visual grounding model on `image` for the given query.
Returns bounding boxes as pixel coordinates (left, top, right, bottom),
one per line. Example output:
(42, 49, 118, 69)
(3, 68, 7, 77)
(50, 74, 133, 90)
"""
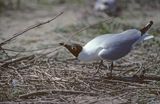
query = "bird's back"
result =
(84, 29, 141, 51)
(100, 29, 141, 48)
(78, 29, 141, 61)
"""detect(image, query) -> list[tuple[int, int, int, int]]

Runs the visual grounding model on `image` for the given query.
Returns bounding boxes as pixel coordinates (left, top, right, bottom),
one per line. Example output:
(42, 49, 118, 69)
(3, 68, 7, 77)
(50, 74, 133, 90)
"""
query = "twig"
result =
(103, 74, 160, 82)
(28, 47, 61, 63)
(0, 66, 9, 75)
(19, 89, 98, 99)
(105, 79, 147, 87)
(3, 44, 59, 52)
(67, 18, 113, 42)
(82, 74, 160, 84)
(0, 47, 11, 58)
(1, 55, 35, 68)
(0, 11, 64, 46)
(11, 66, 24, 83)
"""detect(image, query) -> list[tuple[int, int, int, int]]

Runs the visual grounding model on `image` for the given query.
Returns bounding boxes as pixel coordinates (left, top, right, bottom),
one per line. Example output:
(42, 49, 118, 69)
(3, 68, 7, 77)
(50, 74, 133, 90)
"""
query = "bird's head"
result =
(140, 21, 153, 35)
(59, 42, 83, 57)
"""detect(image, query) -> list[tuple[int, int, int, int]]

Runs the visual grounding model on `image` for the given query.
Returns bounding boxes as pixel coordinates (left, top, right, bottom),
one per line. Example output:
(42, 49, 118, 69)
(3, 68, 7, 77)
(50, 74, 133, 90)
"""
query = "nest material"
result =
(0, 42, 159, 104)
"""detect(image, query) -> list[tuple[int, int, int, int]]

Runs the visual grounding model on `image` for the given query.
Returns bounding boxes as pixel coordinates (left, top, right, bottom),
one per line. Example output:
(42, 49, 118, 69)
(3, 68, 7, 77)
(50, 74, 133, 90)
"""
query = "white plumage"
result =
(60, 21, 154, 75)
(78, 29, 153, 61)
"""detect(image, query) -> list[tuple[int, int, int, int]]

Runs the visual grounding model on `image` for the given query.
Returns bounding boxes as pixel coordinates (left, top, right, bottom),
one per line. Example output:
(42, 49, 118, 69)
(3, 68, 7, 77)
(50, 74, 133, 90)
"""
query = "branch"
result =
(19, 89, 98, 99)
(67, 18, 113, 42)
(2, 43, 59, 52)
(1, 55, 35, 68)
(83, 74, 160, 83)
(104, 74, 160, 82)
(0, 11, 64, 46)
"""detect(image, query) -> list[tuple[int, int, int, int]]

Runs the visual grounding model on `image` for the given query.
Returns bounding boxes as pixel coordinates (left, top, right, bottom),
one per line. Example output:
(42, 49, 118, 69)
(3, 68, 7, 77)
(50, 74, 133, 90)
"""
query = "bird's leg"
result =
(93, 60, 103, 76)
(109, 61, 113, 77)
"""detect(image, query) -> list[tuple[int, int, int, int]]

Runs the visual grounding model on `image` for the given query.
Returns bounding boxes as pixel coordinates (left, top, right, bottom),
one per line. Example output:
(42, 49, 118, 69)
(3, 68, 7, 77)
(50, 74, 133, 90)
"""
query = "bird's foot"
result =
(106, 62, 113, 78)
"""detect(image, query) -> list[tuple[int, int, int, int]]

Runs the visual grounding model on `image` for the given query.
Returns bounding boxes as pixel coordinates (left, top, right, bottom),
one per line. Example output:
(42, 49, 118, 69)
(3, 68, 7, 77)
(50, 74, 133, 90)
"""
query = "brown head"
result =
(140, 21, 153, 35)
(59, 42, 83, 57)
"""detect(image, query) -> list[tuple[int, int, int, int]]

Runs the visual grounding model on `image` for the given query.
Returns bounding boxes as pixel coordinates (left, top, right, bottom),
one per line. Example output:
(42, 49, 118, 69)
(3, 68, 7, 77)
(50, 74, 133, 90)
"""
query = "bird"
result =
(59, 21, 154, 76)
(94, 0, 120, 16)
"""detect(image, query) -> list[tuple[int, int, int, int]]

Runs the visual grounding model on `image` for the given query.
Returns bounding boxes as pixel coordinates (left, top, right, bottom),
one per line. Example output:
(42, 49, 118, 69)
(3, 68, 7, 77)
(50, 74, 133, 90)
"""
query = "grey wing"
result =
(98, 45, 132, 61)
(98, 30, 140, 61)
(100, 29, 141, 49)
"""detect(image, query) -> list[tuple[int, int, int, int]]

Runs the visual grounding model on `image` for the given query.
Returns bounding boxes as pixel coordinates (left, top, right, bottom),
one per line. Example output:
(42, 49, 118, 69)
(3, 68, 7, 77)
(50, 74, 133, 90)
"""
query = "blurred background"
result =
(0, 0, 160, 51)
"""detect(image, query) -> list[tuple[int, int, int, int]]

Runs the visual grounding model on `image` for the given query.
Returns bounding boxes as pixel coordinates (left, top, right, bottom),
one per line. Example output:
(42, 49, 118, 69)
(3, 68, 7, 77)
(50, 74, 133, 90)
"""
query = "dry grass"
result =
(0, 42, 160, 103)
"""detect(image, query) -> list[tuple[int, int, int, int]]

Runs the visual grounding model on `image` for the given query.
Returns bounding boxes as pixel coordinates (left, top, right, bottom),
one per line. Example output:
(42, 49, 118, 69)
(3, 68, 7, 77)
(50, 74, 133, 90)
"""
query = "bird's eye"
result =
(72, 47, 76, 50)
(104, 2, 109, 5)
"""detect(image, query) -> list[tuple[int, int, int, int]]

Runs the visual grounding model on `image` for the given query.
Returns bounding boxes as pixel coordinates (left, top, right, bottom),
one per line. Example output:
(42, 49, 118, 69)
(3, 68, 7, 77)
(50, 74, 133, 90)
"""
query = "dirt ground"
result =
(0, 0, 160, 104)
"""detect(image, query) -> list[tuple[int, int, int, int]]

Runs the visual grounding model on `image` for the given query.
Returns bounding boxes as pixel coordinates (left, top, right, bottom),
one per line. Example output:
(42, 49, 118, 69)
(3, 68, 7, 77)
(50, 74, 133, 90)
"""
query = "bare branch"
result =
(0, 11, 64, 46)
(103, 74, 160, 82)
(82, 74, 160, 84)
(113, 75, 160, 82)
(19, 89, 98, 99)
(67, 17, 113, 42)
(1, 55, 35, 68)
(2, 43, 59, 52)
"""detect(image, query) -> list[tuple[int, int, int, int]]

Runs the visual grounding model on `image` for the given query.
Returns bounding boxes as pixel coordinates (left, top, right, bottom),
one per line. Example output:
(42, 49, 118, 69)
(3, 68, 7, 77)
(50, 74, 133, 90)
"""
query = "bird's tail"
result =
(133, 33, 154, 46)
(142, 33, 154, 41)
(137, 33, 154, 43)
(140, 33, 154, 41)
(138, 20, 154, 42)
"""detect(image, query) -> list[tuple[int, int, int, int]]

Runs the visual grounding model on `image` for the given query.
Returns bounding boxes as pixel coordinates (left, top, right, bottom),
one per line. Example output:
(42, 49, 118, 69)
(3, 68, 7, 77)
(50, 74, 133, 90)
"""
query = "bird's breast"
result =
(77, 47, 102, 61)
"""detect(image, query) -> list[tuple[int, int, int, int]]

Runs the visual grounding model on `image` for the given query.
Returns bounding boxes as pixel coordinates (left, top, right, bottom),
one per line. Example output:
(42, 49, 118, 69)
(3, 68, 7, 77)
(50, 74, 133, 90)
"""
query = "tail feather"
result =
(134, 33, 154, 45)
(138, 33, 154, 42)
(143, 35, 154, 41)
(141, 33, 154, 41)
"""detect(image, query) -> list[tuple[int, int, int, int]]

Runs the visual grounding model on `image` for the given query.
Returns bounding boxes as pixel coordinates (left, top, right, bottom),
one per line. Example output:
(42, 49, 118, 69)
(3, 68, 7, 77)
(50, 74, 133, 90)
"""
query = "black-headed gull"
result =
(94, 0, 119, 16)
(60, 21, 154, 75)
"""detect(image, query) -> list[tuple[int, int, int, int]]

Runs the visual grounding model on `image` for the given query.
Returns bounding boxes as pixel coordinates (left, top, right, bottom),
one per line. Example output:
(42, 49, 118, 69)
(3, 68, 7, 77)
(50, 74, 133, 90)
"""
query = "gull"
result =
(94, 0, 119, 16)
(59, 21, 154, 75)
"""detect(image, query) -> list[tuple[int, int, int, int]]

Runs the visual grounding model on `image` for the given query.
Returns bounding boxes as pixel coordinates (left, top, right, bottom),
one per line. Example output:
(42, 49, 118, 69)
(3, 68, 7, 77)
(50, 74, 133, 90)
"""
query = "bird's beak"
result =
(59, 42, 71, 49)
(59, 42, 65, 46)
(140, 21, 153, 35)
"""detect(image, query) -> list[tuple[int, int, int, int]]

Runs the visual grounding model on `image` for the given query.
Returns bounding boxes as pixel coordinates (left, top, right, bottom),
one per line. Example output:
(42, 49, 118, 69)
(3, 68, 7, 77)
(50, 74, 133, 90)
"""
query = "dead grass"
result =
(0, 41, 160, 103)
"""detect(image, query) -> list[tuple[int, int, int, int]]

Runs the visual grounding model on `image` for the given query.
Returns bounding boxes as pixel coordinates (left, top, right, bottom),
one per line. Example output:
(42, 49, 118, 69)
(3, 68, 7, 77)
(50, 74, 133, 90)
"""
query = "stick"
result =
(19, 89, 98, 99)
(1, 55, 35, 68)
(0, 11, 64, 46)
(82, 74, 160, 83)
(67, 18, 113, 42)
(27, 47, 61, 63)
(103, 74, 160, 82)
(0, 47, 11, 58)
(2, 43, 59, 52)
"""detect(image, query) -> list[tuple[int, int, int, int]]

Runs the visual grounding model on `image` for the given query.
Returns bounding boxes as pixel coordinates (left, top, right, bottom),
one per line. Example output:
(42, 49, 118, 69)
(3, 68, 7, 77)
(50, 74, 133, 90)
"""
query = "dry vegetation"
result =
(0, 0, 160, 104)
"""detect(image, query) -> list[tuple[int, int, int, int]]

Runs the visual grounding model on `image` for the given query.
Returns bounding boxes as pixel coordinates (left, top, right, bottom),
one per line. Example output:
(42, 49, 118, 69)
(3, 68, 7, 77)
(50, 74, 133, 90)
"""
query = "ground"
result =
(0, 0, 160, 104)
